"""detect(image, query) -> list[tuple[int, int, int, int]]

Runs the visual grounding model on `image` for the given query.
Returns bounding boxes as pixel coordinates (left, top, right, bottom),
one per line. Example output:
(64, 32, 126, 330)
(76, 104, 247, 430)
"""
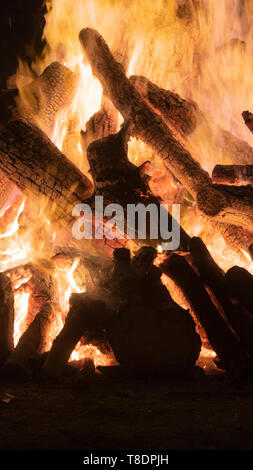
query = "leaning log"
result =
(161, 254, 250, 375)
(79, 28, 253, 258)
(130, 75, 253, 166)
(86, 122, 190, 251)
(79, 28, 211, 198)
(0, 273, 14, 364)
(2, 302, 57, 380)
(197, 184, 253, 227)
(189, 237, 253, 358)
(224, 266, 253, 314)
(212, 164, 253, 185)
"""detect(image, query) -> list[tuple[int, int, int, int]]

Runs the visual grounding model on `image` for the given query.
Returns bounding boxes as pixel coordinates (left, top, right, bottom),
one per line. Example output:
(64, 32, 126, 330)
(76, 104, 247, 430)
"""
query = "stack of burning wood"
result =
(0, 28, 253, 382)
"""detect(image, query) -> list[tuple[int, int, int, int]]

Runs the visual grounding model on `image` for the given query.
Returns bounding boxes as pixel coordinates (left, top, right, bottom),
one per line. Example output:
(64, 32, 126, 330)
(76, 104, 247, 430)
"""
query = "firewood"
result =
(0, 90, 93, 224)
(79, 28, 211, 199)
(86, 122, 190, 252)
(129, 75, 198, 137)
(130, 75, 253, 166)
(2, 301, 57, 380)
(19, 62, 78, 136)
(224, 266, 253, 314)
(79, 29, 253, 258)
(197, 183, 253, 227)
(0, 273, 14, 364)
(107, 248, 201, 377)
(43, 294, 110, 378)
(189, 237, 253, 358)
(160, 254, 250, 375)
(212, 164, 253, 185)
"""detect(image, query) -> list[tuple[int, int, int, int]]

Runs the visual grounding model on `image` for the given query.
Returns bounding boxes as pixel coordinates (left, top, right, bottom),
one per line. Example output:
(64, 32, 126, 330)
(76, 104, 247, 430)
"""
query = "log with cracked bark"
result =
(81, 98, 118, 157)
(79, 28, 211, 199)
(0, 90, 93, 224)
(130, 75, 253, 166)
(160, 253, 250, 376)
(212, 164, 253, 185)
(18, 62, 78, 137)
(197, 184, 253, 227)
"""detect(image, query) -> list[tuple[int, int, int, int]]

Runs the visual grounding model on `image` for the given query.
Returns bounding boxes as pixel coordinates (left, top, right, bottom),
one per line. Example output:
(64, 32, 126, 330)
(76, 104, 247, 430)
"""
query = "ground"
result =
(1, 365, 253, 451)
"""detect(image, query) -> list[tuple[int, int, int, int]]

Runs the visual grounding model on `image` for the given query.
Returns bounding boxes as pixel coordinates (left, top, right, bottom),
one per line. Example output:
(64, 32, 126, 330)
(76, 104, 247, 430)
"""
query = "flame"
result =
(3, 0, 253, 367)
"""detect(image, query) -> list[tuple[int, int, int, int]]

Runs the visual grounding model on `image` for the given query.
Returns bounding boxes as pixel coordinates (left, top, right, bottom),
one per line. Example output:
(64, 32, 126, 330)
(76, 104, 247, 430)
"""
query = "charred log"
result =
(43, 294, 111, 378)
(18, 62, 78, 137)
(86, 122, 190, 251)
(2, 302, 57, 380)
(131, 75, 253, 166)
(161, 254, 250, 375)
(224, 266, 253, 314)
(81, 98, 118, 157)
(79, 28, 211, 198)
(0, 91, 93, 224)
(212, 164, 253, 185)
(79, 28, 253, 258)
(189, 237, 253, 358)
(197, 184, 253, 227)
(0, 273, 14, 364)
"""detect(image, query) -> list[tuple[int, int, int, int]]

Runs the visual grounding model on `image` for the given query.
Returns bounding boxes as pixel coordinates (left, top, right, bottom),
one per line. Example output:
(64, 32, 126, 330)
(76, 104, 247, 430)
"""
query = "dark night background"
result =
(0, 0, 46, 89)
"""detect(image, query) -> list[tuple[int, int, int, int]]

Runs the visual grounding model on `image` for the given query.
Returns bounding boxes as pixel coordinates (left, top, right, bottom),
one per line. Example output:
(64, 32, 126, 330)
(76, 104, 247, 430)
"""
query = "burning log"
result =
(130, 75, 253, 166)
(81, 99, 118, 156)
(79, 28, 211, 198)
(79, 28, 253, 258)
(212, 164, 253, 185)
(19, 62, 78, 136)
(0, 90, 93, 223)
(160, 254, 250, 375)
(224, 266, 253, 314)
(197, 184, 253, 227)
(0, 273, 14, 364)
(86, 122, 190, 251)
(189, 237, 253, 358)
(129, 75, 198, 137)
(43, 294, 110, 378)
(2, 302, 57, 380)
